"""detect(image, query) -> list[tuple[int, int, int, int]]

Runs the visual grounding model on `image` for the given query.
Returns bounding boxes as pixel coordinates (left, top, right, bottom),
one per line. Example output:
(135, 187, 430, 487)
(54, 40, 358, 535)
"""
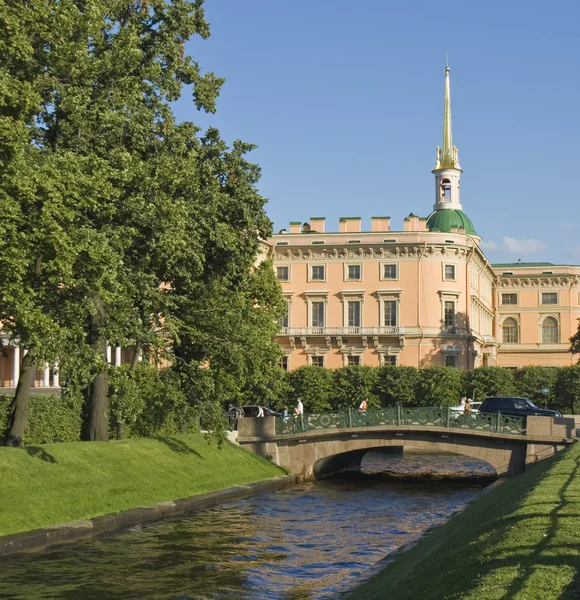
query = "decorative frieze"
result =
(498, 276, 579, 289)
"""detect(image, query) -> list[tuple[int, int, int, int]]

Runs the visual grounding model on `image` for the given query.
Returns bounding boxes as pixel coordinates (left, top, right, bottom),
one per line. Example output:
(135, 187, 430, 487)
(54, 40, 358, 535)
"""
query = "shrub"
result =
(1, 393, 82, 444)
(415, 367, 463, 407)
(513, 366, 558, 408)
(374, 365, 419, 406)
(331, 366, 379, 410)
(463, 367, 516, 402)
(553, 366, 580, 414)
(288, 366, 334, 413)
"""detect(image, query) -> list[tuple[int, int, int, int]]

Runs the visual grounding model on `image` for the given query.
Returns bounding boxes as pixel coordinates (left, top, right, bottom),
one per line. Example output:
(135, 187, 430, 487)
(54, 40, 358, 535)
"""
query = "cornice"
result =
(497, 276, 579, 288)
(273, 244, 470, 262)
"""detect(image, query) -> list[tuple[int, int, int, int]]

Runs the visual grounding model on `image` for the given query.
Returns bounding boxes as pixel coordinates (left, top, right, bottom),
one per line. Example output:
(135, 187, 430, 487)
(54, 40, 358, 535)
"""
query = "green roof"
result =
(339, 216, 361, 221)
(491, 262, 555, 268)
(426, 209, 477, 235)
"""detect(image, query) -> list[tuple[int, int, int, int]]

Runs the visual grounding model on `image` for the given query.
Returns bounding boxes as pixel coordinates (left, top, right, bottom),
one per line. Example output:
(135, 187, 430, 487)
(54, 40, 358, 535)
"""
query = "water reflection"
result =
(0, 453, 493, 600)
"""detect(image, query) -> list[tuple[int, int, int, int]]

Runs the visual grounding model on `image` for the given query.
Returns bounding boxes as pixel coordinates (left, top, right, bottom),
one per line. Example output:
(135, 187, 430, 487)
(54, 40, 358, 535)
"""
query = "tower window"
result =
(441, 179, 451, 202)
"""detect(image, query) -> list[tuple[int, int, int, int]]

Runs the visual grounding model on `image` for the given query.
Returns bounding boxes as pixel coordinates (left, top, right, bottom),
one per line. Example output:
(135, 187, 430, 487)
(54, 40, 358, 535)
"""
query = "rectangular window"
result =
(347, 356, 361, 366)
(312, 301, 325, 328)
(445, 355, 457, 367)
(276, 266, 289, 281)
(384, 355, 397, 366)
(278, 302, 289, 328)
(541, 292, 558, 305)
(383, 264, 398, 279)
(384, 300, 397, 327)
(444, 264, 456, 281)
(311, 356, 324, 367)
(311, 265, 325, 281)
(502, 293, 517, 305)
(348, 301, 361, 327)
(278, 356, 289, 371)
(347, 265, 361, 280)
(444, 301, 455, 330)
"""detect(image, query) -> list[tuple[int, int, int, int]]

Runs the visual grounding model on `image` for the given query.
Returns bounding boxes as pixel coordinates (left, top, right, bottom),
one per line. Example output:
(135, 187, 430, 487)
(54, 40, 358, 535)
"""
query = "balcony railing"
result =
(278, 326, 404, 336)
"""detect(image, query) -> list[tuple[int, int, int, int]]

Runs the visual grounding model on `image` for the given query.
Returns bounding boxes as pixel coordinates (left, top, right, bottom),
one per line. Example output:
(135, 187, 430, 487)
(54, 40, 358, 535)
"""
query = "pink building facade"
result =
(270, 68, 580, 371)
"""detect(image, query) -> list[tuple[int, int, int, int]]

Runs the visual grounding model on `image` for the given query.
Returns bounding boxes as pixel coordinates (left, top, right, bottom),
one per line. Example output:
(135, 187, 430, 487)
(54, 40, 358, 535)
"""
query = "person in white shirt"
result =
(257, 406, 264, 417)
(295, 398, 304, 416)
(358, 398, 368, 414)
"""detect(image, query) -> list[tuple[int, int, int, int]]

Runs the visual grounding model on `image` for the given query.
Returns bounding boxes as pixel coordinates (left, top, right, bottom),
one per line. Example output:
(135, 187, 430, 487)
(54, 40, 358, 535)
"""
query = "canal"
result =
(0, 452, 495, 600)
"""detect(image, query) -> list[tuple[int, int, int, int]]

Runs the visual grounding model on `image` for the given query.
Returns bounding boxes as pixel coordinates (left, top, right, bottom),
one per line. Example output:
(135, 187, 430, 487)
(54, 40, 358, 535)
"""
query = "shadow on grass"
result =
(24, 446, 57, 464)
(155, 437, 203, 458)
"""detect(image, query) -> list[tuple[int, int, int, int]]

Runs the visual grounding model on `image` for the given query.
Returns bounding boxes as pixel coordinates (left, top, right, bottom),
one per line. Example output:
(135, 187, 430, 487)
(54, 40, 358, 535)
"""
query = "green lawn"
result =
(347, 442, 580, 600)
(0, 435, 285, 537)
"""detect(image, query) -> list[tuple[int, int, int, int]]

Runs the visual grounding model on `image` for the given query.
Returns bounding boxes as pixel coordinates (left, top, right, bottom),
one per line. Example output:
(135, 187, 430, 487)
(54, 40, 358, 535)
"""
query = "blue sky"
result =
(173, 0, 580, 264)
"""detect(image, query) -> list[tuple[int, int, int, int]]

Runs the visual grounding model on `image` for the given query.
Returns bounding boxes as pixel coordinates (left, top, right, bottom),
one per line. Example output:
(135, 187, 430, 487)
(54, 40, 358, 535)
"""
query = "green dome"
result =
(426, 209, 477, 235)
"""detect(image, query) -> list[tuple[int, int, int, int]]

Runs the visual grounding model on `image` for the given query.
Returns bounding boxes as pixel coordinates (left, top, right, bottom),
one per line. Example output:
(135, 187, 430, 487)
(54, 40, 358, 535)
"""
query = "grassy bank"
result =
(0, 435, 285, 537)
(347, 442, 580, 600)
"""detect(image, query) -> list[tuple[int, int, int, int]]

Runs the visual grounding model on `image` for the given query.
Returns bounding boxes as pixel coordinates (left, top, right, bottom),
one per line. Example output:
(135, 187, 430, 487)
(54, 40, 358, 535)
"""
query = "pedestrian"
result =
(295, 397, 304, 416)
(358, 398, 368, 414)
(459, 396, 466, 407)
(282, 405, 289, 421)
(464, 398, 472, 416)
(257, 405, 264, 417)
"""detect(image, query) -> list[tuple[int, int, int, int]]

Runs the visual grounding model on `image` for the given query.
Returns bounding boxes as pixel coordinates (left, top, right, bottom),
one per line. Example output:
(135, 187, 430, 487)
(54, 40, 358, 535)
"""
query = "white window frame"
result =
(305, 291, 329, 329)
(344, 262, 363, 282)
(308, 263, 327, 283)
(443, 263, 457, 282)
(539, 314, 560, 344)
(276, 263, 291, 282)
(438, 290, 461, 332)
(308, 354, 326, 367)
(340, 290, 365, 328)
(380, 262, 399, 281)
(377, 289, 402, 328)
(381, 354, 398, 366)
(501, 292, 518, 306)
(539, 291, 559, 306)
(500, 315, 520, 344)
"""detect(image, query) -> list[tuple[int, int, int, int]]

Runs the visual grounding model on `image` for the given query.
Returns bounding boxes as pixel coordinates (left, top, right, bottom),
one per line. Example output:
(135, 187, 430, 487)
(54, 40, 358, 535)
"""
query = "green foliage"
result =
(331, 366, 379, 410)
(463, 367, 516, 402)
(374, 366, 419, 406)
(513, 366, 559, 408)
(288, 366, 334, 413)
(554, 366, 580, 414)
(415, 367, 463, 407)
(1, 394, 81, 445)
(570, 318, 580, 358)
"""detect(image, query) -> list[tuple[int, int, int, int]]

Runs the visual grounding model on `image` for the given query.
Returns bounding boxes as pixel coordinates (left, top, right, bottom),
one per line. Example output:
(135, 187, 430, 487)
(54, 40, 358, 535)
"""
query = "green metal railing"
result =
(275, 407, 526, 436)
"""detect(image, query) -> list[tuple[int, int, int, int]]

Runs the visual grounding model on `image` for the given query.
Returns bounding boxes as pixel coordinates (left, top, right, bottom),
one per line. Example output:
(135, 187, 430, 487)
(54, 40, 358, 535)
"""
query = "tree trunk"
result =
(129, 340, 142, 372)
(116, 422, 125, 440)
(6, 353, 36, 447)
(86, 312, 109, 441)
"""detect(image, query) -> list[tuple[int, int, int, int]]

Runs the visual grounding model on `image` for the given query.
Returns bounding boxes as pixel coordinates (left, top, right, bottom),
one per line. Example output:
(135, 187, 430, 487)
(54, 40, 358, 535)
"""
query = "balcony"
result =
(279, 326, 404, 336)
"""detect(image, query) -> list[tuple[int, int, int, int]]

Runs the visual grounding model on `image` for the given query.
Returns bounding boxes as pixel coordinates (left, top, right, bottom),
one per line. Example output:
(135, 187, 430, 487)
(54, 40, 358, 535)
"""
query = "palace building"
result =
(269, 67, 580, 371)
(1, 67, 579, 393)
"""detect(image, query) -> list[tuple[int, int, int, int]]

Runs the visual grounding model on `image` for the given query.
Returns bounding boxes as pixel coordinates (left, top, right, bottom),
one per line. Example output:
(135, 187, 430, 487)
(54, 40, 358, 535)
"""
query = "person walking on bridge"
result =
(295, 398, 304, 416)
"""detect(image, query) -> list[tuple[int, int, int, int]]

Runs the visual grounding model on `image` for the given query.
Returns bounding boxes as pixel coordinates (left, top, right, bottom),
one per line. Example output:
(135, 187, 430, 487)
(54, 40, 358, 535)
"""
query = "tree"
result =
(415, 367, 463, 407)
(374, 366, 419, 406)
(288, 366, 334, 413)
(554, 366, 580, 414)
(331, 366, 379, 410)
(513, 366, 558, 408)
(570, 319, 580, 360)
(463, 367, 516, 402)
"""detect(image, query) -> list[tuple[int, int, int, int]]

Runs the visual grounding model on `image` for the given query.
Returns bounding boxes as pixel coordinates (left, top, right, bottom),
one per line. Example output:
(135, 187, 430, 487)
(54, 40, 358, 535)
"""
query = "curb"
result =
(0, 475, 300, 557)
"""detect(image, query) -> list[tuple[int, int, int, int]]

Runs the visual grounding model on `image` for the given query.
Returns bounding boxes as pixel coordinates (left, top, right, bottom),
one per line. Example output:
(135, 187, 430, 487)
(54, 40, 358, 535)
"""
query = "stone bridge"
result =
(237, 410, 576, 479)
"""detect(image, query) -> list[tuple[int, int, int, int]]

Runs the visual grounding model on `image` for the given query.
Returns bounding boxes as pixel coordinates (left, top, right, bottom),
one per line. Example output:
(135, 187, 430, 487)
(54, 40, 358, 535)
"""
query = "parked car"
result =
(479, 397, 561, 418)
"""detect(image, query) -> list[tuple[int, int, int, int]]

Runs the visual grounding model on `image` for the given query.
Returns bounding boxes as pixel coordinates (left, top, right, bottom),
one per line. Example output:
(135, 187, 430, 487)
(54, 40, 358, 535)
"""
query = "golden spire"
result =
(434, 63, 460, 170)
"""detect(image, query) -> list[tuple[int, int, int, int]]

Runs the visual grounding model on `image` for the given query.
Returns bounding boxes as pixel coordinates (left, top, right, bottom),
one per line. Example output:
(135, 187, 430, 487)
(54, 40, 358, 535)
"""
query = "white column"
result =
(43, 363, 50, 387)
(52, 365, 59, 388)
(115, 346, 122, 366)
(12, 346, 20, 387)
(106, 345, 112, 364)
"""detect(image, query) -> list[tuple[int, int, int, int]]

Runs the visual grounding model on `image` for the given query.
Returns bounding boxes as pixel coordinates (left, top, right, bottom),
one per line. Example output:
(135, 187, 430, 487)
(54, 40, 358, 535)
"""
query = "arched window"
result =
(502, 317, 518, 343)
(441, 178, 451, 202)
(542, 316, 559, 343)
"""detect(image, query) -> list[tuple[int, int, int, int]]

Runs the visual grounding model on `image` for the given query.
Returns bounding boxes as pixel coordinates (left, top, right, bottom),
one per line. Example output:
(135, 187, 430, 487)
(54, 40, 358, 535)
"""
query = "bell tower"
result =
(432, 64, 462, 211)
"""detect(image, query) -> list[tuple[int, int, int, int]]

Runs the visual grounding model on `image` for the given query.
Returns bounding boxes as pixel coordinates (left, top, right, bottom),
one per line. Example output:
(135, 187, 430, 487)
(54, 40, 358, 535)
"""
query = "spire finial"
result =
(436, 61, 460, 170)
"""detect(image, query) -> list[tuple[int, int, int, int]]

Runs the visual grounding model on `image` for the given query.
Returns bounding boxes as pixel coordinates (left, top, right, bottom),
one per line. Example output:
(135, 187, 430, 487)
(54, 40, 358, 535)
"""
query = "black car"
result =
(479, 396, 561, 418)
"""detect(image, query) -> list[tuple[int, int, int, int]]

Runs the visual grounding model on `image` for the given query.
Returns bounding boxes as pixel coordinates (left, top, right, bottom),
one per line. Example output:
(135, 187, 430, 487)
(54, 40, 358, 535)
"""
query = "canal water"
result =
(0, 452, 495, 600)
